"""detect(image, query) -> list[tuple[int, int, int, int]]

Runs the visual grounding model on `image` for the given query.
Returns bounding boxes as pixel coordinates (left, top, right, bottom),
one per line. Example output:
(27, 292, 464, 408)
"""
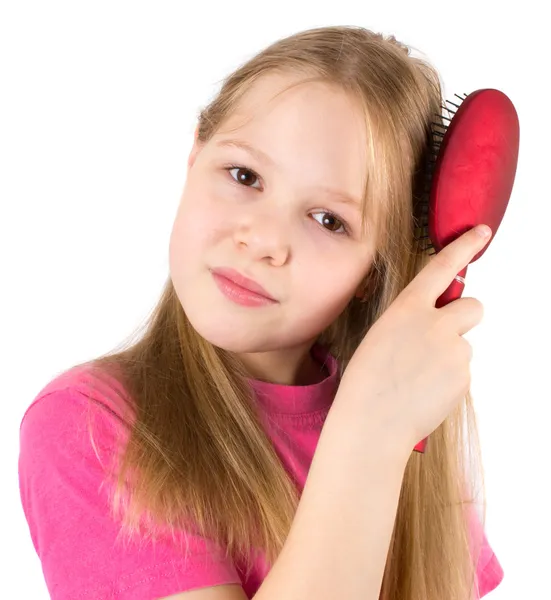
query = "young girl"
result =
(18, 25, 504, 599)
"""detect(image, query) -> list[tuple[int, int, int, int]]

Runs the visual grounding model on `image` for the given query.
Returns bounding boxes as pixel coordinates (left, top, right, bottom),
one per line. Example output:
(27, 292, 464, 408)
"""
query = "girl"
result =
(18, 25, 504, 599)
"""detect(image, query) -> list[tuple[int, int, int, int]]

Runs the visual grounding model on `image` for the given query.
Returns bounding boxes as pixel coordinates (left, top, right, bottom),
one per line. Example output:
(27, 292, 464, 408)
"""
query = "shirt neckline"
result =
(247, 343, 339, 415)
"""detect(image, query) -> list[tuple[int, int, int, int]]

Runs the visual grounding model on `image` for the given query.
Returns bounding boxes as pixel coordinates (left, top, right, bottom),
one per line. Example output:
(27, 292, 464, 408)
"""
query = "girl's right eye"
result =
(226, 166, 262, 190)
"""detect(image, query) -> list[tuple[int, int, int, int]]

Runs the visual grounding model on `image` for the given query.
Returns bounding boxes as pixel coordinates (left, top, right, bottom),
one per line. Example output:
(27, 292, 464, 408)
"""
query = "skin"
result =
(169, 71, 377, 385)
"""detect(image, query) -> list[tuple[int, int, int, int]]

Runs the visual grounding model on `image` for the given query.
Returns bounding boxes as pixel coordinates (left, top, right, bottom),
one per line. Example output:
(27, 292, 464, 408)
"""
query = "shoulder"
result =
(18, 364, 243, 599)
(19, 363, 132, 488)
(20, 362, 131, 438)
(21, 361, 129, 422)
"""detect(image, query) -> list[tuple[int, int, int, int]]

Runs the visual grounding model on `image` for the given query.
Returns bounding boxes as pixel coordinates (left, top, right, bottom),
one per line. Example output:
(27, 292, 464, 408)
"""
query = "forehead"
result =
(211, 72, 369, 196)
(217, 71, 365, 139)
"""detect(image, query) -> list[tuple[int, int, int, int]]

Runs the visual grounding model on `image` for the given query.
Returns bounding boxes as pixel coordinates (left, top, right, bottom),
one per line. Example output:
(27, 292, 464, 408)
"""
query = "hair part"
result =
(77, 25, 486, 599)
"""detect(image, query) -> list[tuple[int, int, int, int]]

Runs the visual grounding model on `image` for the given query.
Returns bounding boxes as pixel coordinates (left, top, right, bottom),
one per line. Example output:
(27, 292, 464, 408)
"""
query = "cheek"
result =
(295, 254, 367, 318)
(169, 189, 227, 267)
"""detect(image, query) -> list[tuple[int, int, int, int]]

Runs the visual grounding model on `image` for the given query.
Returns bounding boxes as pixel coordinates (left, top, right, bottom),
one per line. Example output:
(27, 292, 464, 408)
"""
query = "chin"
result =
(181, 300, 278, 353)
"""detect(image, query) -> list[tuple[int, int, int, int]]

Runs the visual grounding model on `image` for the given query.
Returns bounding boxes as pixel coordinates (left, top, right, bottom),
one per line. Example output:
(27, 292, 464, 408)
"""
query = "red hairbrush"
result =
(412, 88, 520, 454)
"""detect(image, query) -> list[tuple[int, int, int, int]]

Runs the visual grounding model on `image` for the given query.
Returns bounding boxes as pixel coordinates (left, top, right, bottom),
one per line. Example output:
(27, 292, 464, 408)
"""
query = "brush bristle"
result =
(413, 92, 468, 256)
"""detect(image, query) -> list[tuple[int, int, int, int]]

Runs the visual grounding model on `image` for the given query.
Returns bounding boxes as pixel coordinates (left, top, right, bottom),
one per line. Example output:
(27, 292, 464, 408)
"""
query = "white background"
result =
(1, 1, 548, 598)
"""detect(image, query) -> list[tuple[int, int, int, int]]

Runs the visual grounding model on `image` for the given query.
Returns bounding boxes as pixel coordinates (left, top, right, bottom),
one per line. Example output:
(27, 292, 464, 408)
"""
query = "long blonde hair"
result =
(77, 26, 487, 599)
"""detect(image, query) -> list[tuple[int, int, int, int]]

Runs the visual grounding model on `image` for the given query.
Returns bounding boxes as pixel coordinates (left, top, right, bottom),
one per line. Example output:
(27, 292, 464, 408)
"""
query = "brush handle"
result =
(413, 264, 469, 453)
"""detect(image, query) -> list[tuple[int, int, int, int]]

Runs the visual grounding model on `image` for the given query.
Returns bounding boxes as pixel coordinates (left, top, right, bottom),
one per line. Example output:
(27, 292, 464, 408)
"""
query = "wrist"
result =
(329, 390, 414, 469)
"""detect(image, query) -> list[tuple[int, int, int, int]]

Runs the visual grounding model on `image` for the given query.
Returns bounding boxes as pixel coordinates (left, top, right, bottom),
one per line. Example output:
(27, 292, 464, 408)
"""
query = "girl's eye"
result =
(312, 212, 347, 235)
(225, 165, 349, 236)
(227, 166, 261, 189)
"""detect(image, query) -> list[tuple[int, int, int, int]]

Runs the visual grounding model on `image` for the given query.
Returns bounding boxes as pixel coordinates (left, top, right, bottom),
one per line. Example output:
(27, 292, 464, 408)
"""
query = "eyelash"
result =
(223, 164, 351, 236)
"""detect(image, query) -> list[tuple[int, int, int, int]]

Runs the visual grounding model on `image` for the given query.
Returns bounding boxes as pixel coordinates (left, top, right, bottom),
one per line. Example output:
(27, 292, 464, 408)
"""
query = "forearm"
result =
(254, 393, 410, 600)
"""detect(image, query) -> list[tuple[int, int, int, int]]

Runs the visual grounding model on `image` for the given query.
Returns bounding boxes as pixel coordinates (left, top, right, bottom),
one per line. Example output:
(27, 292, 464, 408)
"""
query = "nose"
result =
(233, 212, 291, 266)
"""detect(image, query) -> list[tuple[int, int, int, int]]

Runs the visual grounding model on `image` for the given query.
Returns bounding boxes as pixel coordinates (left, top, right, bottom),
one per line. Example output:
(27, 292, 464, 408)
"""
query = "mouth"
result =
(210, 267, 278, 306)
(210, 267, 276, 300)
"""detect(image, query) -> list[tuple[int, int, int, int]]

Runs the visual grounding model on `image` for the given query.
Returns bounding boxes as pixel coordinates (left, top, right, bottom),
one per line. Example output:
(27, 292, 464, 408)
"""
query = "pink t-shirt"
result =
(19, 343, 504, 599)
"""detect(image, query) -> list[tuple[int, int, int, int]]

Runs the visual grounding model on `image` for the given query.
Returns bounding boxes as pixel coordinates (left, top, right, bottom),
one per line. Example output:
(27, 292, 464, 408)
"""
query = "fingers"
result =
(439, 296, 485, 336)
(410, 225, 492, 303)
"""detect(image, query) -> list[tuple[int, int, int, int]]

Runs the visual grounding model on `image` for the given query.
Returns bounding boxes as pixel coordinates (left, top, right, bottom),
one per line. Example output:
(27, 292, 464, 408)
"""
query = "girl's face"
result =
(169, 71, 376, 378)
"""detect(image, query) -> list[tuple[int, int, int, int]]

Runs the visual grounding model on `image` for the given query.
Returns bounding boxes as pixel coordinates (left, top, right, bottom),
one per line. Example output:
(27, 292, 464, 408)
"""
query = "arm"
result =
(253, 392, 410, 600)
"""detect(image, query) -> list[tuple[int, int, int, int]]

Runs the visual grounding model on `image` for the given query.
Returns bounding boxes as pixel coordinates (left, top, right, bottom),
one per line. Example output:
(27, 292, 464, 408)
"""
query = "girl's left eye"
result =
(224, 165, 350, 236)
(226, 166, 262, 189)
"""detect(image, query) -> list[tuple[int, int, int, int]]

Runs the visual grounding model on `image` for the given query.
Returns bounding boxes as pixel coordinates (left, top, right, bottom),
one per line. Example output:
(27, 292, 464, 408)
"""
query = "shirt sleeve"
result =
(18, 386, 242, 600)
(468, 502, 505, 598)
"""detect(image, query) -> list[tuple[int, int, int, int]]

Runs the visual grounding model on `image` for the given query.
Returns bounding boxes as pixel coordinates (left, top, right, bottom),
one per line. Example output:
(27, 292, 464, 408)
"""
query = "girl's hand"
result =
(336, 225, 492, 453)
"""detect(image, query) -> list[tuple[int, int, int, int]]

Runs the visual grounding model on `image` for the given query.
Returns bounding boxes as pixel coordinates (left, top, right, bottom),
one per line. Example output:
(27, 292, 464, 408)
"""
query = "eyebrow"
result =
(215, 138, 362, 209)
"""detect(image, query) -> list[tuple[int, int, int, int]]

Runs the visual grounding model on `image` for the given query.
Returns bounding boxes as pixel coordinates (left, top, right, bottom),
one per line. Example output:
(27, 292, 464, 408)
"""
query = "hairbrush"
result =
(412, 88, 520, 454)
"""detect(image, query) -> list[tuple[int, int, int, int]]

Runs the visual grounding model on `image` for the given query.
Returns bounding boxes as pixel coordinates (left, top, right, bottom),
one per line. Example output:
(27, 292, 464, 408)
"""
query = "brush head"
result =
(416, 89, 520, 258)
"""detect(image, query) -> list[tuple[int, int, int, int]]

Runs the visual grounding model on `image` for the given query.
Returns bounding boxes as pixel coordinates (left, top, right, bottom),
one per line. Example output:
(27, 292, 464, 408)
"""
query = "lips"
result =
(210, 267, 276, 301)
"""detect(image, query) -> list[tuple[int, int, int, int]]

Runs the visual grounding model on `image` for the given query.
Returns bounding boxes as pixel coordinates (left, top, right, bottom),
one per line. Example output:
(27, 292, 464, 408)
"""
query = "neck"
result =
(238, 340, 327, 385)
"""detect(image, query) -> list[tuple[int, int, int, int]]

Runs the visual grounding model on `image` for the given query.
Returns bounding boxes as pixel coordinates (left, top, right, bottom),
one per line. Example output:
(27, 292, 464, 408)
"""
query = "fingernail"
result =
(476, 225, 491, 239)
